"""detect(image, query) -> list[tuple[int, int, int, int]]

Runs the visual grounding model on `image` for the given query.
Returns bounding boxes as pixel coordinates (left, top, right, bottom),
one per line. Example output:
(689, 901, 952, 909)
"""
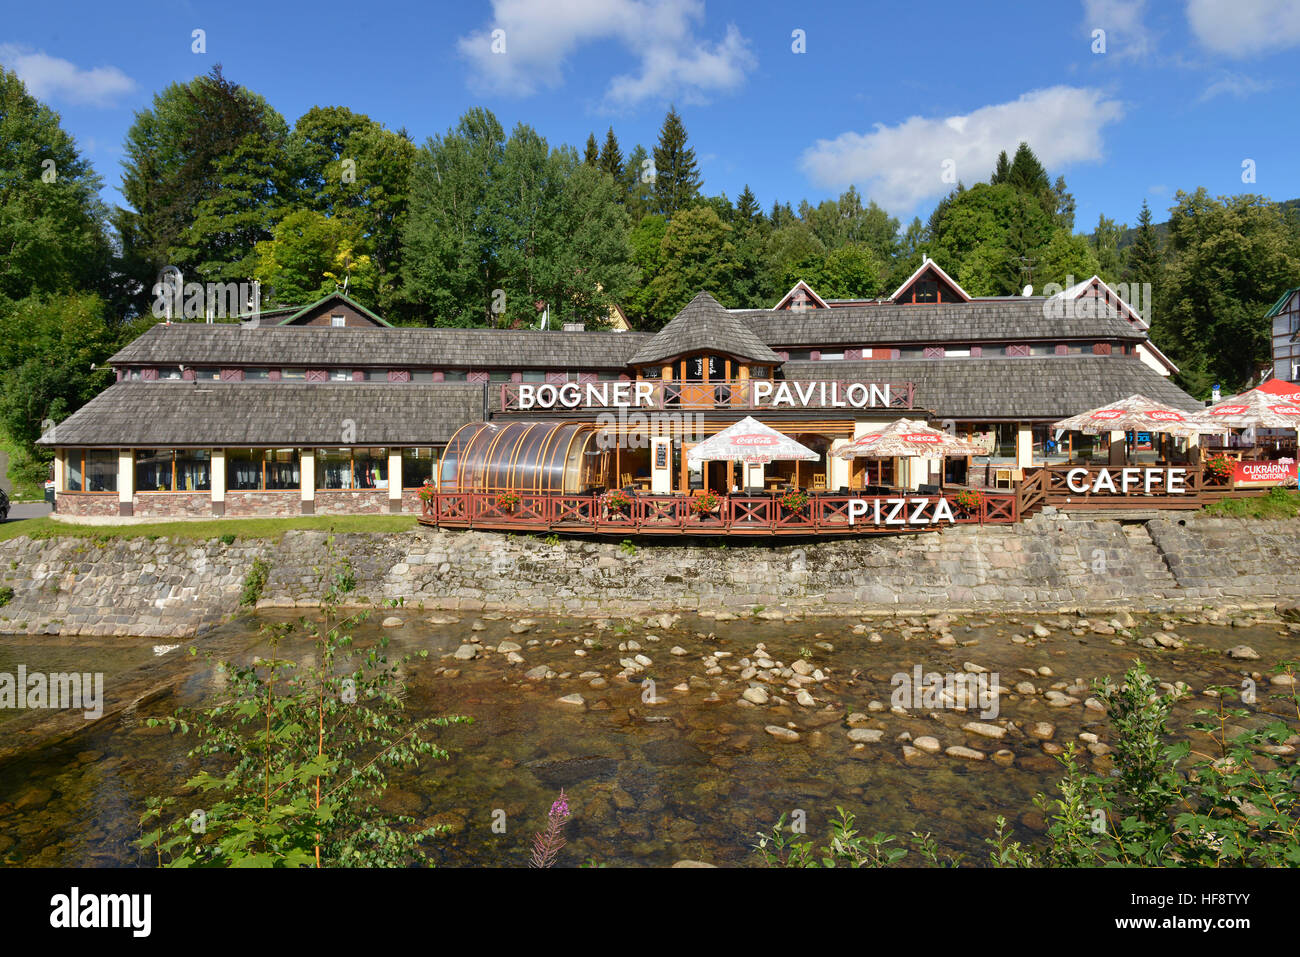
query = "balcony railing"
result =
(419, 489, 1016, 536)
(498, 379, 917, 413)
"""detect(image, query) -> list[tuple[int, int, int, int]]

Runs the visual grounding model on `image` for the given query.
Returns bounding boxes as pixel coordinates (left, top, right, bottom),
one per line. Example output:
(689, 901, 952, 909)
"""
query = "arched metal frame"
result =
(439, 421, 605, 494)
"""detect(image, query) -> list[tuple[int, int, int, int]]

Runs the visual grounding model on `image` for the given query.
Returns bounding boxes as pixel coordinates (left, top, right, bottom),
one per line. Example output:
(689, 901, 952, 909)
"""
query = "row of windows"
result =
(123, 368, 598, 383)
(783, 343, 1125, 361)
(64, 448, 441, 493)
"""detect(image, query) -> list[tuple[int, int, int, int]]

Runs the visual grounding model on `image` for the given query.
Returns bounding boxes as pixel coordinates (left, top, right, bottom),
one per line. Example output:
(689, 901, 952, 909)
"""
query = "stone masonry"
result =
(0, 513, 1297, 637)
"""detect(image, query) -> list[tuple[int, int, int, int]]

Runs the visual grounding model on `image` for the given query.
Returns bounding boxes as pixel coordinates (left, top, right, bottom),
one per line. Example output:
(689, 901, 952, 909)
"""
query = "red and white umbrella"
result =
(1191, 387, 1300, 430)
(1051, 394, 1212, 438)
(833, 418, 982, 459)
(686, 416, 819, 466)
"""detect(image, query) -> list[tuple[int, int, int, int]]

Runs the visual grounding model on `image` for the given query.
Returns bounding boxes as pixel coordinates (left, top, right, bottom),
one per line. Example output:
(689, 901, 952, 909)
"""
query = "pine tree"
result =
(1051, 175, 1076, 231)
(583, 133, 599, 166)
(990, 150, 1010, 185)
(1006, 142, 1049, 195)
(736, 184, 760, 224)
(1125, 200, 1162, 285)
(598, 127, 623, 181)
(651, 106, 702, 218)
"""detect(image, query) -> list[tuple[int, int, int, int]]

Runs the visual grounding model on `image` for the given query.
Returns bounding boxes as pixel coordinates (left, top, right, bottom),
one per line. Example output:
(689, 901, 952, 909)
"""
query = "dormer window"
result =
(914, 280, 939, 303)
(331, 315, 346, 327)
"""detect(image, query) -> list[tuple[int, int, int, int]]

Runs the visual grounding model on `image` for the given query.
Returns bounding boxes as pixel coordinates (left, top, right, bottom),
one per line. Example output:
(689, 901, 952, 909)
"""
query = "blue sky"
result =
(4, 0, 1299, 233)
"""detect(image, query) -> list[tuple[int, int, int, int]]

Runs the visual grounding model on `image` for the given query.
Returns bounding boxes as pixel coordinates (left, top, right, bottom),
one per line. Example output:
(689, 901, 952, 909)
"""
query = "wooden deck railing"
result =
(1017, 464, 1211, 512)
(419, 489, 1018, 535)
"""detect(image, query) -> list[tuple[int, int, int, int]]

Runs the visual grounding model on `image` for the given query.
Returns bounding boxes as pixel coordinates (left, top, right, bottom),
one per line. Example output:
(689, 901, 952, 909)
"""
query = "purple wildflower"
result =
(530, 789, 571, 868)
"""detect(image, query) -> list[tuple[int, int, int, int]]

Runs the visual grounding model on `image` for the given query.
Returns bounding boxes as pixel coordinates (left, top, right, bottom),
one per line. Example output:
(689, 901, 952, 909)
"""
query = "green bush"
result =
(139, 545, 470, 867)
(0, 585, 13, 607)
(239, 557, 270, 607)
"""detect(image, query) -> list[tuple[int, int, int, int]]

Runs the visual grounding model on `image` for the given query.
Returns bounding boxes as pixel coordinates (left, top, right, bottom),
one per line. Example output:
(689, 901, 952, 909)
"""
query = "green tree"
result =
(0, 66, 111, 304)
(646, 206, 736, 324)
(651, 106, 702, 218)
(621, 144, 654, 222)
(1159, 189, 1299, 394)
(736, 185, 761, 225)
(254, 209, 376, 305)
(1124, 199, 1163, 286)
(118, 66, 290, 294)
(583, 133, 599, 166)
(763, 223, 826, 300)
(1038, 228, 1101, 289)
(598, 127, 623, 181)
(1090, 214, 1125, 282)
(402, 108, 508, 326)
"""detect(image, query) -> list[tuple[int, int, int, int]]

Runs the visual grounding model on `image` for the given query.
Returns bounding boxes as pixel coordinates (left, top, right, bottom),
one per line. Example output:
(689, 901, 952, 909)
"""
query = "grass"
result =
(0, 429, 48, 503)
(1203, 487, 1300, 519)
(0, 513, 418, 543)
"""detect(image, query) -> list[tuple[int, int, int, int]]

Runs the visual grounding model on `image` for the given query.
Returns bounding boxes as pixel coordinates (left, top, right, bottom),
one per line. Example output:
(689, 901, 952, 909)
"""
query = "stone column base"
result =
(301, 500, 315, 514)
(118, 502, 133, 517)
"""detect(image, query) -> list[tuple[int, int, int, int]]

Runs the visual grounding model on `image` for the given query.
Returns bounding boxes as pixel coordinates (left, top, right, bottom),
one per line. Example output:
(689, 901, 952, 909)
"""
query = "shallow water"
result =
(0, 608, 1297, 867)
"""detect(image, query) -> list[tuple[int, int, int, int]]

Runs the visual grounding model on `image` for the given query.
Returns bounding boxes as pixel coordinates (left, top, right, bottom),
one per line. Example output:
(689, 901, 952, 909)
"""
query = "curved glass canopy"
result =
(438, 421, 607, 493)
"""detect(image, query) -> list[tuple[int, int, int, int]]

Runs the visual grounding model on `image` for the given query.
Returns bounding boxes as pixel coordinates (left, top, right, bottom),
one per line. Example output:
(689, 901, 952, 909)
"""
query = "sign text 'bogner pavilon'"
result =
(513, 380, 896, 410)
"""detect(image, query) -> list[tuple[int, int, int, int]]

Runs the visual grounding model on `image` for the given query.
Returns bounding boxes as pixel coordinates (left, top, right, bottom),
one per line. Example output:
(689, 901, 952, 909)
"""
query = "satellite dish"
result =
(1021, 285, 1033, 297)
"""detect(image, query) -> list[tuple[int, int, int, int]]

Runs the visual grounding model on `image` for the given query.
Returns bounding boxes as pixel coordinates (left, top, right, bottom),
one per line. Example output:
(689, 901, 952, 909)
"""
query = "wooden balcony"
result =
(418, 489, 1017, 536)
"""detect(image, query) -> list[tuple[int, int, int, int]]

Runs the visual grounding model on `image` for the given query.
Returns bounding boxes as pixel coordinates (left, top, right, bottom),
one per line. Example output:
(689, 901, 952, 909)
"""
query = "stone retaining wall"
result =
(1, 512, 1297, 637)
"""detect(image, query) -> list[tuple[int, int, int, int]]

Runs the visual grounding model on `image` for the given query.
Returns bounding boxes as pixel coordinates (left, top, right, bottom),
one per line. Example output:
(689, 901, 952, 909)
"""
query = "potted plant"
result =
(1205, 455, 1234, 483)
(778, 489, 809, 513)
(691, 490, 721, 518)
(496, 492, 521, 513)
(602, 489, 632, 515)
(951, 488, 983, 516)
(418, 480, 436, 504)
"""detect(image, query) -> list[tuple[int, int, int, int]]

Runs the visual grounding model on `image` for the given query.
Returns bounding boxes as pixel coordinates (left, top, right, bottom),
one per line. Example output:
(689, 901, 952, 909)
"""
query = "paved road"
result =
(4, 502, 52, 522)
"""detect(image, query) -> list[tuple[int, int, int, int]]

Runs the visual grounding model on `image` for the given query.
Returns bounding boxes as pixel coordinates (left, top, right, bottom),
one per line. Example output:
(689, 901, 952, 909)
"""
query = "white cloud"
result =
(1198, 71, 1272, 101)
(1186, 0, 1300, 56)
(0, 44, 136, 106)
(1082, 0, 1152, 60)
(799, 86, 1125, 214)
(457, 0, 755, 106)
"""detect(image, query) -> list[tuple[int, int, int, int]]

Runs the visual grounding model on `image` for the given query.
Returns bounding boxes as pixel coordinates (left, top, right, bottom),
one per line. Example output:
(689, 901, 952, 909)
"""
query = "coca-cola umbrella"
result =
(1050, 394, 1212, 439)
(1190, 387, 1300, 430)
(833, 418, 984, 459)
(687, 416, 819, 488)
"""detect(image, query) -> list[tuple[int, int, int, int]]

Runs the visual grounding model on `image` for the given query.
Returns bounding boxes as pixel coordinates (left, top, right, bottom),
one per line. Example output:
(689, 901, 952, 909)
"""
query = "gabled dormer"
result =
(889, 257, 971, 304)
(773, 280, 830, 311)
(275, 291, 393, 328)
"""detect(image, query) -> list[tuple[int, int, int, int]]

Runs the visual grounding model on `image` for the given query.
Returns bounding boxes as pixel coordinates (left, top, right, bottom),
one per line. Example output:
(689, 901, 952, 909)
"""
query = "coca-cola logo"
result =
(1091, 410, 1123, 419)
(1267, 404, 1300, 416)
(1210, 405, 1247, 415)
(902, 433, 942, 443)
(733, 434, 778, 446)
(1147, 411, 1184, 421)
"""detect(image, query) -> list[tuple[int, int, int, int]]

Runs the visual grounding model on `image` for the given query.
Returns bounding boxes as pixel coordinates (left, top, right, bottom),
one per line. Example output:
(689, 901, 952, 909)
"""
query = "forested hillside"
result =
(3, 64, 1299, 491)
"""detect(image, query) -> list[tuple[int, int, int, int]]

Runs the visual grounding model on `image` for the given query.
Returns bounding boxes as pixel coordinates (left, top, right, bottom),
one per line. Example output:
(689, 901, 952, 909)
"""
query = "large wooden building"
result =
(40, 264, 1200, 520)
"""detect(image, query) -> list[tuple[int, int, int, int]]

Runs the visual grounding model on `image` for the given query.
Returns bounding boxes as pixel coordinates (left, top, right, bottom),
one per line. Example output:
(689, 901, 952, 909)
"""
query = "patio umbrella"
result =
(1050, 394, 1213, 439)
(686, 416, 818, 466)
(1190, 387, 1300, 430)
(833, 418, 983, 459)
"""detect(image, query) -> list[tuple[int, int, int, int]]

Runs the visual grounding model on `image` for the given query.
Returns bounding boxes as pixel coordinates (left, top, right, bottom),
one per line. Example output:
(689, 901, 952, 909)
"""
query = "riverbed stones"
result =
(847, 728, 884, 744)
(1028, 722, 1056, 740)
(496, 640, 522, 654)
(453, 643, 479, 660)
(765, 725, 800, 742)
(962, 721, 1006, 740)
(556, 693, 586, 709)
(795, 690, 816, 707)
(524, 665, 550, 680)
(945, 745, 986, 761)
(1228, 645, 1260, 660)
(742, 686, 769, 706)
(913, 735, 942, 754)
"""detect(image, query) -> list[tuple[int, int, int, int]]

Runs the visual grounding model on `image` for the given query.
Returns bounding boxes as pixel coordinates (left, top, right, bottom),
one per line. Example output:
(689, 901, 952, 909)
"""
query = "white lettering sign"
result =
(1064, 467, 1188, 496)
(847, 497, 956, 527)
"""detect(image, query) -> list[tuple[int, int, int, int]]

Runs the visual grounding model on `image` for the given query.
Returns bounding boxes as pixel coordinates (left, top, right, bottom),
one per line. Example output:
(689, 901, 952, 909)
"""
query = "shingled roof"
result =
(109, 323, 650, 369)
(628, 292, 780, 366)
(783, 356, 1201, 419)
(38, 383, 490, 447)
(735, 301, 1142, 347)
